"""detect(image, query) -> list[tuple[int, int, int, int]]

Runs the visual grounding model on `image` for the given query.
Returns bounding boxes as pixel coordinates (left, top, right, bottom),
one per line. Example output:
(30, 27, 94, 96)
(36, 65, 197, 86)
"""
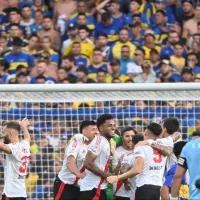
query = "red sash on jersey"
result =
(113, 180, 124, 200)
(92, 158, 111, 200)
(73, 166, 86, 185)
(55, 181, 65, 200)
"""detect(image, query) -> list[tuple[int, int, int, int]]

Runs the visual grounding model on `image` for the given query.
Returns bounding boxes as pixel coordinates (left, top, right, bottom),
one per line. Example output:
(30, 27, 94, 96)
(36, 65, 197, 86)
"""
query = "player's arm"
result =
(161, 185, 170, 200)
(0, 142, 11, 154)
(182, 23, 189, 39)
(84, 150, 108, 178)
(67, 156, 85, 178)
(112, 154, 124, 175)
(107, 157, 144, 184)
(169, 131, 182, 142)
(171, 150, 187, 198)
(19, 118, 31, 144)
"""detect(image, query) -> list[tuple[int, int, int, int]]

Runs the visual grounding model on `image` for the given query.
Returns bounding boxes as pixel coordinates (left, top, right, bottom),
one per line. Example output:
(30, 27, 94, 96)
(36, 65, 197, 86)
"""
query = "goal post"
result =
(0, 83, 199, 199)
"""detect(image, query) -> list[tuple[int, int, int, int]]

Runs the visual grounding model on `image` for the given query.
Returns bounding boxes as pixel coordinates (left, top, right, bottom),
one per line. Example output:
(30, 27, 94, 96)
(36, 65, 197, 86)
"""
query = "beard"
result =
(2, 136, 10, 144)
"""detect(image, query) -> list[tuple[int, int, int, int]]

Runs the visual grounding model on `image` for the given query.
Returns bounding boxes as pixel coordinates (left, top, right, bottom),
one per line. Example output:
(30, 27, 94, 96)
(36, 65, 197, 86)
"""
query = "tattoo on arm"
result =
(151, 143, 173, 156)
(120, 164, 130, 174)
(170, 132, 182, 142)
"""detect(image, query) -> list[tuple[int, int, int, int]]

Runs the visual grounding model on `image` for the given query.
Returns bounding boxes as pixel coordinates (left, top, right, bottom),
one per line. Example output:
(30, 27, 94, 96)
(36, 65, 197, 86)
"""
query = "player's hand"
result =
(107, 175, 119, 184)
(19, 118, 30, 128)
(124, 181, 131, 191)
(77, 172, 86, 179)
(72, 134, 89, 144)
(135, 141, 148, 147)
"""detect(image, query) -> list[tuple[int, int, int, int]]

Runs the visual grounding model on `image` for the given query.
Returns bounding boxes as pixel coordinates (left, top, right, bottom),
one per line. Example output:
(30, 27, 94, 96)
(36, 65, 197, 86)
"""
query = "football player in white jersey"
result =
(79, 114, 116, 200)
(112, 127, 136, 200)
(0, 118, 31, 200)
(120, 134, 144, 200)
(53, 120, 97, 200)
(107, 122, 167, 200)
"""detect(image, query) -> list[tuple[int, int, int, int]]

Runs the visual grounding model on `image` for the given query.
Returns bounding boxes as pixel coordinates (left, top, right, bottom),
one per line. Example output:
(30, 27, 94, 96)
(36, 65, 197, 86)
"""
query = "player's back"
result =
(134, 145, 166, 188)
(80, 135, 110, 191)
(4, 140, 30, 198)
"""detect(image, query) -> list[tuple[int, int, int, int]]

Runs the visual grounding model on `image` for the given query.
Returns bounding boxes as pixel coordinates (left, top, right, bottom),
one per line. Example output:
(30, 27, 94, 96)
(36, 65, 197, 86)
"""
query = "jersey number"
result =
(19, 156, 29, 173)
(153, 149, 162, 163)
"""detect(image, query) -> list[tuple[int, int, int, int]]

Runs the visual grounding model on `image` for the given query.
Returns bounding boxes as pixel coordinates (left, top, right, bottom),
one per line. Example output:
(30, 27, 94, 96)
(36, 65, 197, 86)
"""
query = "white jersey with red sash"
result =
(113, 146, 133, 199)
(58, 139, 87, 185)
(80, 135, 111, 191)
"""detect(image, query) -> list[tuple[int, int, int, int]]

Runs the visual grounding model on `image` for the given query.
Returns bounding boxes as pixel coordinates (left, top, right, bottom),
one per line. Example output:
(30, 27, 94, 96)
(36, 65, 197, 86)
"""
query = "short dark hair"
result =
(10, 23, 20, 29)
(97, 114, 113, 130)
(147, 122, 162, 136)
(174, 41, 184, 47)
(21, 4, 31, 11)
(136, 47, 145, 55)
(101, 12, 111, 22)
(78, 12, 87, 18)
(43, 16, 52, 20)
(97, 68, 106, 74)
(192, 130, 200, 137)
(163, 117, 179, 135)
(16, 65, 27, 71)
(98, 33, 108, 38)
(132, 134, 144, 144)
(78, 25, 89, 32)
(79, 120, 96, 133)
(173, 141, 187, 158)
(156, 9, 166, 16)
(93, 47, 102, 53)
(36, 74, 46, 81)
(121, 126, 136, 137)
(4, 121, 21, 133)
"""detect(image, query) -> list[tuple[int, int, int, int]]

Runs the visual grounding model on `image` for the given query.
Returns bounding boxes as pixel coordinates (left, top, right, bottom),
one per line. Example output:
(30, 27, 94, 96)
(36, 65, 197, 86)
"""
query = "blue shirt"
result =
(95, 20, 123, 45)
(31, 76, 57, 84)
(75, 56, 88, 68)
(125, 13, 149, 26)
(164, 163, 189, 200)
(88, 64, 108, 74)
(119, 58, 133, 74)
(3, 52, 34, 74)
(180, 138, 200, 199)
(160, 46, 187, 59)
(26, 23, 42, 35)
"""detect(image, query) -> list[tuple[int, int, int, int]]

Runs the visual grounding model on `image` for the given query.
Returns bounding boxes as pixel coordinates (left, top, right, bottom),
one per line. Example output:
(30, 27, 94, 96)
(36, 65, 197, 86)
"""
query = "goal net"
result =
(0, 83, 199, 199)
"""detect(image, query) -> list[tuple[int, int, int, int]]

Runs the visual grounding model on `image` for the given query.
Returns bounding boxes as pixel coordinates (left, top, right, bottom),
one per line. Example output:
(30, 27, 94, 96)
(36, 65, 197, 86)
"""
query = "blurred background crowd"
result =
(0, 0, 200, 199)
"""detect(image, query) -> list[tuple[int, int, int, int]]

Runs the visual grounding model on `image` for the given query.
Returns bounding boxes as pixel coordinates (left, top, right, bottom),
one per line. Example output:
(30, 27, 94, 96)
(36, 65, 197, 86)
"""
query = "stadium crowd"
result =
(0, 0, 200, 83)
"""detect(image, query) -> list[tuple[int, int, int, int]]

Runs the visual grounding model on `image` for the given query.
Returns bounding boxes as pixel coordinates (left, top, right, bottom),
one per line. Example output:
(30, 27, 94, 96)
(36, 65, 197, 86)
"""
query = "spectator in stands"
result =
(126, 0, 148, 27)
(97, 33, 111, 62)
(96, 69, 107, 83)
(182, 4, 200, 40)
(170, 42, 185, 72)
(20, 5, 35, 26)
(56, 68, 68, 83)
(186, 52, 200, 74)
(40, 36, 59, 67)
(142, 33, 161, 59)
(0, 59, 8, 84)
(95, 12, 123, 44)
(110, 58, 129, 82)
(32, 0, 51, 17)
(177, 0, 194, 27)
(181, 66, 194, 82)
(0, 36, 10, 57)
(35, 75, 46, 84)
(88, 48, 109, 81)
(61, 23, 78, 54)
(111, 27, 136, 59)
(130, 22, 144, 47)
(76, 66, 95, 83)
(159, 58, 182, 82)
(97, 0, 125, 25)
(69, 41, 89, 67)
(126, 48, 144, 79)
(15, 72, 30, 84)
(28, 9, 44, 35)
(3, 37, 33, 74)
(133, 60, 157, 83)
(38, 16, 61, 51)
(150, 48, 160, 77)
(119, 45, 133, 74)
(23, 34, 39, 60)
(31, 59, 57, 84)
(112, 78, 122, 83)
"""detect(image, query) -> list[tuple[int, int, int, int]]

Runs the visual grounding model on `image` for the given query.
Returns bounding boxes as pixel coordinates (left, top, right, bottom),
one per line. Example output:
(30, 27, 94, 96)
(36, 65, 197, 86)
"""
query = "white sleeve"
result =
(66, 140, 81, 158)
(133, 146, 145, 158)
(87, 136, 103, 156)
(112, 150, 119, 166)
(126, 63, 134, 74)
(7, 143, 20, 159)
(155, 137, 173, 147)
